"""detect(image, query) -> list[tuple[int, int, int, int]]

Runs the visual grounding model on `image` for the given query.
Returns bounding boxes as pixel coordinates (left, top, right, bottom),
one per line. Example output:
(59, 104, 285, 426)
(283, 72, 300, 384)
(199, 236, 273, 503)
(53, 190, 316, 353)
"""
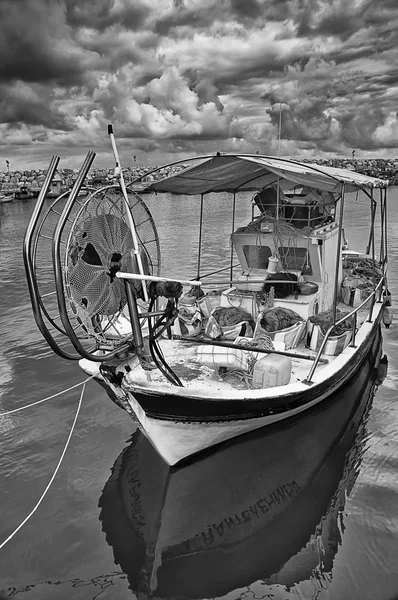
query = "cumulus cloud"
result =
(0, 0, 99, 85)
(0, 82, 72, 130)
(65, 0, 150, 32)
(104, 65, 241, 140)
(0, 0, 397, 168)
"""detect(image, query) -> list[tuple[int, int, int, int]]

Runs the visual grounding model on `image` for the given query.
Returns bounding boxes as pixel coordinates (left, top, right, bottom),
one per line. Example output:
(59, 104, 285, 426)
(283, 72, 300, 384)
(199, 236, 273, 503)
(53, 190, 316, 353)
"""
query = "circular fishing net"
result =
(64, 186, 160, 342)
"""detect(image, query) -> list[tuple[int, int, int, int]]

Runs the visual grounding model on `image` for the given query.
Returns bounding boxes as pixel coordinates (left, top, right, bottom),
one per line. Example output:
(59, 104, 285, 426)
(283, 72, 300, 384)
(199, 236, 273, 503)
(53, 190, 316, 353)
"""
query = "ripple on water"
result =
(0, 352, 15, 434)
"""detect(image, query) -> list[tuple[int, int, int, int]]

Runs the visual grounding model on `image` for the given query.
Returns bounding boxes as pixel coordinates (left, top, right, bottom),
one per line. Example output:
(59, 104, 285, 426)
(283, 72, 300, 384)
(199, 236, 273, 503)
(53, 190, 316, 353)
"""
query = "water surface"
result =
(0, 189, 398, 599)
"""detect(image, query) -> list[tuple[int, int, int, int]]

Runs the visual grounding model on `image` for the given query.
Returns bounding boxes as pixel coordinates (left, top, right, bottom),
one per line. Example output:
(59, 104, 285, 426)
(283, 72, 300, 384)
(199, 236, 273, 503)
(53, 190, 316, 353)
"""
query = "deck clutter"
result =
(23, 127, 392, 465)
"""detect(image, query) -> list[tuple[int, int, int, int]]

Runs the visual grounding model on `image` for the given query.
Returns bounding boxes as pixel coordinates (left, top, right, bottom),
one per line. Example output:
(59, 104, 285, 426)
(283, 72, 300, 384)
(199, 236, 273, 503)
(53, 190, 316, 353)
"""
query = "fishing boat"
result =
(0, 192, 14, 203)
(23, 125, 392, 466)
(98, 338, 384, 598)
(46, 176, 66, 198)
(15, 183, 38, 200)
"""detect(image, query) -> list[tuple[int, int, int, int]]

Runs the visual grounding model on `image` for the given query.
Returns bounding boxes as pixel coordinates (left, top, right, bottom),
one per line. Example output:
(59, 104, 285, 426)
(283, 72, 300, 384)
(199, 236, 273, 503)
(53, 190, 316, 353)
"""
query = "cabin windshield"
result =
(278, 247, 312, 274)
(242, 245, 272, 269)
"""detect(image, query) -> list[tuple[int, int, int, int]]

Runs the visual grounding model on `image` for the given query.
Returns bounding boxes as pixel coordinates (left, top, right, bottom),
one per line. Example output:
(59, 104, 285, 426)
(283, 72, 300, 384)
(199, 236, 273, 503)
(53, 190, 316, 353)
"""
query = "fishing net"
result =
(309, 308, 353, 336)
(64, 186, 160, 341)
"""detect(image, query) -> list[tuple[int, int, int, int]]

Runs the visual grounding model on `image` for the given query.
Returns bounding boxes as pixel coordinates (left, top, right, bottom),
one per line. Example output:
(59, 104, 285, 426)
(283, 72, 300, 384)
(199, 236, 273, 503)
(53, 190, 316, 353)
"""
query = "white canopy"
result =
(143, 154, 388, 195)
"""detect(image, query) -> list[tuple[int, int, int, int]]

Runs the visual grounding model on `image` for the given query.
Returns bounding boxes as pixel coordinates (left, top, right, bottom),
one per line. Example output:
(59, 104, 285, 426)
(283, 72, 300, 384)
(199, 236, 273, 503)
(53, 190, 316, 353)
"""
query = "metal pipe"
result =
(350, 312, 357, 348)
(199, 278, 299, 286)
(365, 197, 376, 255)
(368, 193, 376, 322)
(108, 124, 148, 301)
(124, 281, 145, 355)
(379, 188, 385, 265)
(174, 335, 329, 363)
(51, 151, 115, 360)
(230, 192, 236, 283)
(332, 187, 345, 325)
(384, 187, 388, 273)
(197, 193, 204, 280)
(23, 156, 79, 360)
(116, 272, 202, 286)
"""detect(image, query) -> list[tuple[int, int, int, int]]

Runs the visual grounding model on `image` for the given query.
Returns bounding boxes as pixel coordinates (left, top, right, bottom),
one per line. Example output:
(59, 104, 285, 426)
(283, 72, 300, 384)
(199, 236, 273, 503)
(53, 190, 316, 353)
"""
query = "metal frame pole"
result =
(332, 186, 345, 325)
(108, 124, 149, 301)
(230, 192, 236, 283)
(197, 193, 204, 280)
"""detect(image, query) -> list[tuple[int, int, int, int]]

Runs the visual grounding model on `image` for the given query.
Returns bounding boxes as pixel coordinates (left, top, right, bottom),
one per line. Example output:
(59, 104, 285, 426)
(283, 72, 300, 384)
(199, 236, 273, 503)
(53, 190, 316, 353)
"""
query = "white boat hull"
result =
(122, 389, 339, 465)
(80, 303, 383, 465)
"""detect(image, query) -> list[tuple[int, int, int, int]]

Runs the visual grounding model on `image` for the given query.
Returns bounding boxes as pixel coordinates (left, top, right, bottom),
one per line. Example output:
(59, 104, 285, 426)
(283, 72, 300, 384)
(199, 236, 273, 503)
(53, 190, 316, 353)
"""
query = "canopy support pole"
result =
(368, 190, 376, 322)
(332, 185, 345, 325)
(196, 193, 204, 280)
(379, 188, 385, 265)
(384, 187, 388, 274)
(230, 192, 237, 283)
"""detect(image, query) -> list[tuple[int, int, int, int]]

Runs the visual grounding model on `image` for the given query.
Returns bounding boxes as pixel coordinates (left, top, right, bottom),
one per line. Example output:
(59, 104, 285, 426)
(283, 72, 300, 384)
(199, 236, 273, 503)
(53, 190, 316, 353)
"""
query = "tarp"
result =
(143, 154, 388, 196)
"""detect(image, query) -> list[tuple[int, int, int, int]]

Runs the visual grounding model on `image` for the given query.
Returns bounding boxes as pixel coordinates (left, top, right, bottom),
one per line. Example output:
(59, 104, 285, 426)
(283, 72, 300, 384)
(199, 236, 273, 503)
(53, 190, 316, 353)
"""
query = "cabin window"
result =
(278, 247, 312, 274)
(242, 245, 272, 268)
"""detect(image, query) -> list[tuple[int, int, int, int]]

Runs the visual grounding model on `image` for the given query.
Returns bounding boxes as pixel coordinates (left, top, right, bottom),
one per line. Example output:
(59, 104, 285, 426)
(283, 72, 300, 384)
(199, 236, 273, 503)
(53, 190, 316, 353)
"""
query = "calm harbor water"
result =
(0, 188, 398, 599)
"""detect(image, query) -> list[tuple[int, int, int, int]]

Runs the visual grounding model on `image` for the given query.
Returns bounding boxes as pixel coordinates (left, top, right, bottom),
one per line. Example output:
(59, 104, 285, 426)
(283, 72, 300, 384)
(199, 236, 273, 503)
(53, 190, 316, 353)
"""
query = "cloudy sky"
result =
(1, 0, 397, 170)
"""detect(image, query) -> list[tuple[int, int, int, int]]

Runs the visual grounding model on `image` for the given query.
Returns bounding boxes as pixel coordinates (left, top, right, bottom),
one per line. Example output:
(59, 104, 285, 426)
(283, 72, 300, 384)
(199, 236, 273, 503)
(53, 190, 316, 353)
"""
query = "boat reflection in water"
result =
(99, 332, 387, 600)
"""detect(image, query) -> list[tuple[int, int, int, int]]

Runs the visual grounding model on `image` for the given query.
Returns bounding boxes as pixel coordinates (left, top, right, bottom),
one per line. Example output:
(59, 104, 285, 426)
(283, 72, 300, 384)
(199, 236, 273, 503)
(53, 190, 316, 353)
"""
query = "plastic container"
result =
(196, 345, 249, 371)
(252, 354, 292, 389)
(236, 268, 267, 292)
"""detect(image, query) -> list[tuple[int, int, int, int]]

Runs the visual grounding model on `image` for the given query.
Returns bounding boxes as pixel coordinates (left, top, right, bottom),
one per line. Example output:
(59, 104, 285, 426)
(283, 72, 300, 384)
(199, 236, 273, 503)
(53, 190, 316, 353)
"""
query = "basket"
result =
(254, 315, 306, 350)
(341, 281, 373, 309)
(196, 292, 222, 318)
(219, 287, 260, 318)
(306, 322, 352, 356)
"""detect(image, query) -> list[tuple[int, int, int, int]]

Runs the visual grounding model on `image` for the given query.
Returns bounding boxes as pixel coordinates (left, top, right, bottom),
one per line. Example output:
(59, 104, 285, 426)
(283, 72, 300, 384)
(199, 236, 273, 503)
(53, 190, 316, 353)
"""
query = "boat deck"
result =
(122, 303, 371, 394)
(135, 338, 324, 392)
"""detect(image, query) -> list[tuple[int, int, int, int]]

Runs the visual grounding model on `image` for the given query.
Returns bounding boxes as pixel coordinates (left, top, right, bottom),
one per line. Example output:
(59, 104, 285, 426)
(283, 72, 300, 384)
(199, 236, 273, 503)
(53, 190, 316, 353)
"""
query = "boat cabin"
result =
(231, 184, 342, 319)
(47, 176, 64, 198)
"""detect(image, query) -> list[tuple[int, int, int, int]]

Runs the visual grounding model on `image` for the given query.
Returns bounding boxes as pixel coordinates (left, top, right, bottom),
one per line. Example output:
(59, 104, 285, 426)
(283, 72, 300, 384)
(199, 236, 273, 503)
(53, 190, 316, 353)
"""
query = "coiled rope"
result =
(218, 332, 275, 389)
(0, 380, 90, 550)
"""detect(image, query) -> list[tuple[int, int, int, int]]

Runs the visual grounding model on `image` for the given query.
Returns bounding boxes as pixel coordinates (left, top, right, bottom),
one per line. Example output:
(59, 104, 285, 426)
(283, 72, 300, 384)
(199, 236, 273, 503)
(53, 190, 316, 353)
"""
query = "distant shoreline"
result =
(1, 157, 397, 193)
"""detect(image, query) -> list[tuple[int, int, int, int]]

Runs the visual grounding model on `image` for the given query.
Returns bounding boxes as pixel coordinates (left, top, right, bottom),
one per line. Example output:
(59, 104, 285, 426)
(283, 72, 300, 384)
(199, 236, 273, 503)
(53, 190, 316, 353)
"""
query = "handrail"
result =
(304, 275, 385, 384)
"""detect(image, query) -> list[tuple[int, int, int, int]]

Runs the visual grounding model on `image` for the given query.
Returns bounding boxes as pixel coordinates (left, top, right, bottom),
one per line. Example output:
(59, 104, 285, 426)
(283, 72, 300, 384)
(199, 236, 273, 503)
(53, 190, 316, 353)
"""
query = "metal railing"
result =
(304, 275, 386, 384)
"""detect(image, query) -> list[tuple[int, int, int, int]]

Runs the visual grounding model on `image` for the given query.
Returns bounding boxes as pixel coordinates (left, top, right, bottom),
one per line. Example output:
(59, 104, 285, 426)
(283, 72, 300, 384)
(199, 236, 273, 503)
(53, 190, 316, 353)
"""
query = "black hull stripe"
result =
(129, 320, 382, 423)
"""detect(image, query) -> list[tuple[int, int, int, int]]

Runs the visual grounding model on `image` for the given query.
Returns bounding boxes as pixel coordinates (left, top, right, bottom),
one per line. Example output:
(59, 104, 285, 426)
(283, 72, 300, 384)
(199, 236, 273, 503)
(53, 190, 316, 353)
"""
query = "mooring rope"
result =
(0, 377, 94, 416)
(0, 382, 87, 550)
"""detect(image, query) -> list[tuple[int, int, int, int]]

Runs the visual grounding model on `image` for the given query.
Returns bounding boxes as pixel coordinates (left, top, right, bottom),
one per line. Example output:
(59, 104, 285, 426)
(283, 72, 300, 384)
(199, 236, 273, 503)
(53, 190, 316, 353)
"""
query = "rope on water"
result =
(0, 377, 94, 416)
(0, 382, 86, 550)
